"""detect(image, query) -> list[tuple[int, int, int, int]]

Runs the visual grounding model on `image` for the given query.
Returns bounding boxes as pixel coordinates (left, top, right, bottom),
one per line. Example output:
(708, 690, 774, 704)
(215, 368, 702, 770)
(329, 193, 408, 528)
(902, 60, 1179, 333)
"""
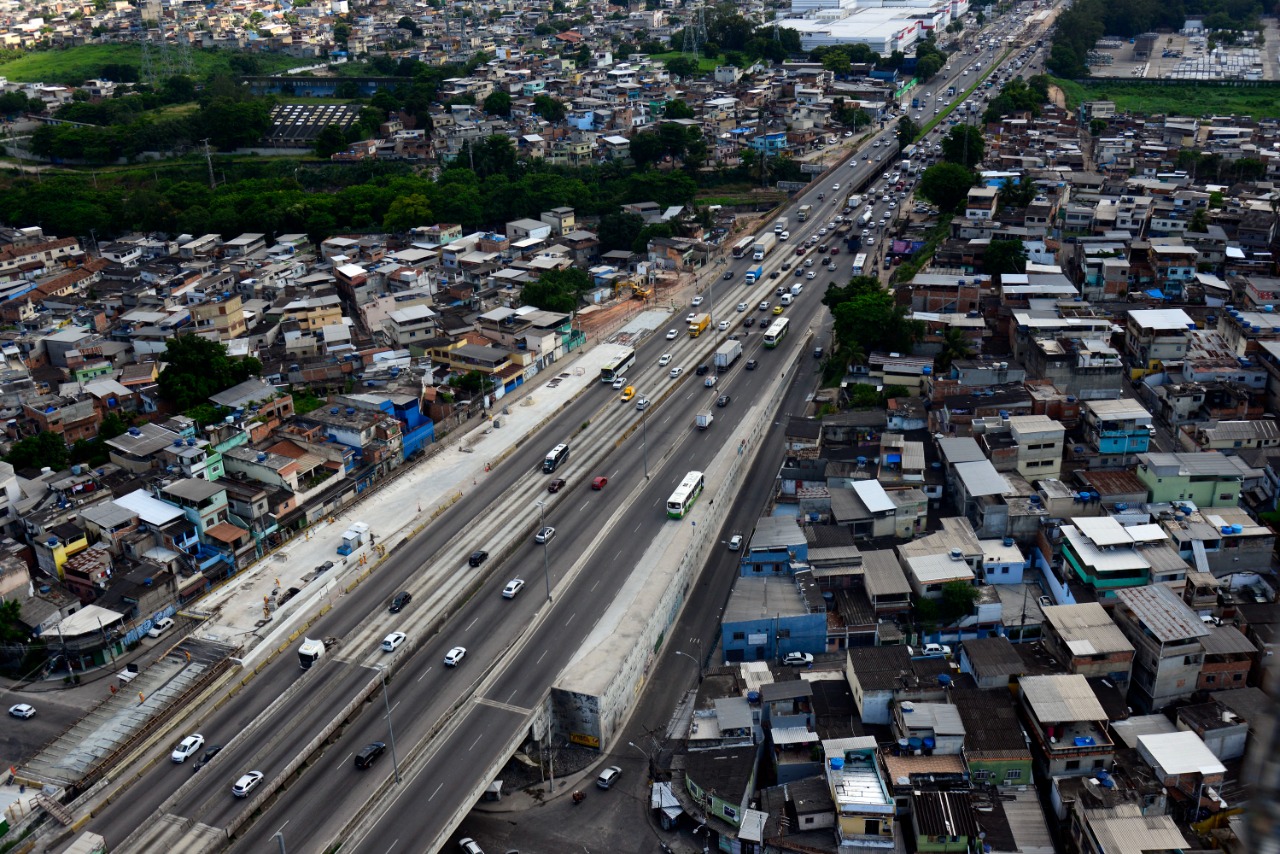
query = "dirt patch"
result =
(1047, 84, 1066, 109)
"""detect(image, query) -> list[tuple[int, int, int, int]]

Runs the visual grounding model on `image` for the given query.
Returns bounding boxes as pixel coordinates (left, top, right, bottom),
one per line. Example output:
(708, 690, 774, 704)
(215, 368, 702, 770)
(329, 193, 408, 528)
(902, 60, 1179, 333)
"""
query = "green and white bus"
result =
(762, 317, 790, 349)
(666, 471, 705, 519)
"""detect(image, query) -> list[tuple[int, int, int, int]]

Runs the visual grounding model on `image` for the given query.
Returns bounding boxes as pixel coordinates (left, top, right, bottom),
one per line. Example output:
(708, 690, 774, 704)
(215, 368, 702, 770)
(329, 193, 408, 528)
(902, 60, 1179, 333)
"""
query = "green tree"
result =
(4, 431, 69, 472)
(597, 211, 645, 252)
(158, 335, 263, 412)
(997, 176, 1036, 209)
(483, 90, 512, 116)
(821, 48, 851, 74)
(984, 238, 1028, 278)
(1089, 118, 1108, 136)
(896, 115, 919, 149)
(333, 21, 350, 45)
(313, 124, 348, 158)
(939, 581, 979, 623)
(664, 98, 695, 119)
(532, 94, 566, 122)
(0, 597, 27, 642)
(941, 124, 984, 169)
(664, 56, 700, 78)
(1188, 207, 1209, 233)
(383, 193, 433, 232)
(915, 53, 944, 82)
(935, 326, 975, 374)
(396, 15, 422, 36)
(918, 162, 975, 213)
(522, 267, 588, 312)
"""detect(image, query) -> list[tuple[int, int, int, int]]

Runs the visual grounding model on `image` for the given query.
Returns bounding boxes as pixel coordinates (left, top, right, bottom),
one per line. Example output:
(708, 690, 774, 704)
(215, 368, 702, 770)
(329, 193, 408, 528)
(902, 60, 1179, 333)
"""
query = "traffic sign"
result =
(799, 163, 826, 174)
(776, 181, 808, 191)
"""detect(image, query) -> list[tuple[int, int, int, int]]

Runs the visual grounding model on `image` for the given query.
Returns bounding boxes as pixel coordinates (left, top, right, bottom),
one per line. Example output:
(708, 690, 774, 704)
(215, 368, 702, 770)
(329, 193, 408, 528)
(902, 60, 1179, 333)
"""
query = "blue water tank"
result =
(1221, 526, 1233, 534)
(1232, 524, 1242, 534)
(829, 757, 845, 770)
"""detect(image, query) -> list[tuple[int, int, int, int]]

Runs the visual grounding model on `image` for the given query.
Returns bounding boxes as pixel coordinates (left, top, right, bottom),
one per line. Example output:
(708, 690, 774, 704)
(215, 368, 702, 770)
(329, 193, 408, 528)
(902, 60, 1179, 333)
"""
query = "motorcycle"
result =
(572, 790, 586, 805)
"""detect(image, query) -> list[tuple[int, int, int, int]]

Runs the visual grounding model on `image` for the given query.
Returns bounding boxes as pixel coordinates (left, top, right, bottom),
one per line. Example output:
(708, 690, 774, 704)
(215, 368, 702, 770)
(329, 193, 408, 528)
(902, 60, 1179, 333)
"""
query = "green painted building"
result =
(1135, 451, 1244, 508)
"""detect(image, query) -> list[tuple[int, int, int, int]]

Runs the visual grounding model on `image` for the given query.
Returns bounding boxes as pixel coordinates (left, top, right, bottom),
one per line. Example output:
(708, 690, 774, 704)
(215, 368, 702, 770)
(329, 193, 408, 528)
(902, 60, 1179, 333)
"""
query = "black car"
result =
(389, 590, 412, 613)
(192, 745, 223, 772)
(354, 742, 386, 769)
(722, 270, 734, 280)
(695, 364, 710, 376)
(743, 317, 755, 327)
(468, 550, 489, 567)
(770, 270, 781, 278)
(716, 394, 731, 407)
(745, 359, 758, 370)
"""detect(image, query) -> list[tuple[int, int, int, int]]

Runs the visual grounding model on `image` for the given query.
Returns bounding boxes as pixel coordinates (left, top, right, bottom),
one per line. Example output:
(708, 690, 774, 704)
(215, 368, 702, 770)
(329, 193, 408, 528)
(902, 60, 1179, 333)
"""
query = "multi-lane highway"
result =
(78, 17, 1049, 853)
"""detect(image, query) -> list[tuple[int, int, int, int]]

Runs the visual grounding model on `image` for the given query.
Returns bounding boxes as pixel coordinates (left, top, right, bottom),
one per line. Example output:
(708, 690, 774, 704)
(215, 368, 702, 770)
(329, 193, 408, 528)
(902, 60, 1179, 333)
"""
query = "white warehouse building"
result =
(777, 0, 968, 54)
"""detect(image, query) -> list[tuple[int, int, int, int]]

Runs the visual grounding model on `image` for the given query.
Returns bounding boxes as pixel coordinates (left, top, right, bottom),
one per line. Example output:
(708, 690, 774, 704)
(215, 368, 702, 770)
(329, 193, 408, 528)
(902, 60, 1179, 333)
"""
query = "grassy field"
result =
(647, 52, 720, 74)
(0, 44, 302, 84)
(1051, 77, 1280, 119)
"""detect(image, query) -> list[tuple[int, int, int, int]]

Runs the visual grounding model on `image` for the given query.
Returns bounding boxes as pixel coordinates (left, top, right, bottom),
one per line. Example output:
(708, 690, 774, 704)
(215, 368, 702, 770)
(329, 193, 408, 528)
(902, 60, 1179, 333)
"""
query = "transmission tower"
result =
(156, 30, 175, 81)
(140, 35, 155, 85)
(174, 9, 194, 77)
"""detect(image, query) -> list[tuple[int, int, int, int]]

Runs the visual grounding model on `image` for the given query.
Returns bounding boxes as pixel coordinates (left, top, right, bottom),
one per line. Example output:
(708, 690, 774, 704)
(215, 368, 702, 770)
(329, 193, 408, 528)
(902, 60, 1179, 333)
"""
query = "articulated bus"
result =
(600, 347, 636, 383)
(731, 236, 756, 258)
(762, 317, 790, 349)
(543, 443, 570, 473)
(852, 253, 868, 276)
(666, 471, 706, 519)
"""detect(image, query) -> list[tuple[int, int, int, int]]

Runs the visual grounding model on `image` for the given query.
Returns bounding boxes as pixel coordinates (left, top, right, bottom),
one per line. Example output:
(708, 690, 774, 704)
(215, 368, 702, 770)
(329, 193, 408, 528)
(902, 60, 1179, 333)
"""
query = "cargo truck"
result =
(752, 233, 777, 261)
(299, 636, 339, 670)
(688, 313, 711, 337)
(774, 217, 788, 234)
(848, 194, 862, 209)
(744, 265, 764, 284)
(859, 210, 874, 227)
(797, 204, 813, 222)
(714, 339, 743, 372)
(695, 412, 713, 430)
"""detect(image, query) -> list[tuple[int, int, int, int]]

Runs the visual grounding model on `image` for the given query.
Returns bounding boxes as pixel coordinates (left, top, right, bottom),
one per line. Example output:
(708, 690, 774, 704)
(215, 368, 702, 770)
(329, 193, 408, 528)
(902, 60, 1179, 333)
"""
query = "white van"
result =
(780, 294, 793, 306)
(790, 284, 804, 296)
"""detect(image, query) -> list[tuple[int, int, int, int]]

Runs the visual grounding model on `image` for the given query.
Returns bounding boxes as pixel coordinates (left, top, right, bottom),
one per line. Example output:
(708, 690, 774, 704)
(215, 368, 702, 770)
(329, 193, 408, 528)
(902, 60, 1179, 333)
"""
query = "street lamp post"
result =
(535, 500, 552, 602)
(642, 410, 649, 480)
(378, 665, 401, 783)
(628, 740, 655, 780)
(673, 650, 703, 683)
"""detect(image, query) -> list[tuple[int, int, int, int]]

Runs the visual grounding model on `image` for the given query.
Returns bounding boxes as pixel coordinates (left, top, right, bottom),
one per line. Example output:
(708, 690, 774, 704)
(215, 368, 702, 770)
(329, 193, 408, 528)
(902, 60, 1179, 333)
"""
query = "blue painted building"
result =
(721, 571, 826, 663)
(339, 390, 435, 459)
(738, 516, 809, 576)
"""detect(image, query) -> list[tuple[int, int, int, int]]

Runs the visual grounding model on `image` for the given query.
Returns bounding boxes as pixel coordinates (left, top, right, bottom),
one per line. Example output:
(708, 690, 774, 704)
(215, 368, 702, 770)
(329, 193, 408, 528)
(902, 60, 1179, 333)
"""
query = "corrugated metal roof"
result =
(1085, 803, 1194, 853)
(1115, 584, 1211, 643)
(954, 460, 1012, 497)
(1045, 603, 1135, 657)
(1020, 674, 1106, 723)
(852, 479, 896, 513)
(862, 550, 913, 597)
(938, 437, 985, 463)
(1199, 625, 1257, 655)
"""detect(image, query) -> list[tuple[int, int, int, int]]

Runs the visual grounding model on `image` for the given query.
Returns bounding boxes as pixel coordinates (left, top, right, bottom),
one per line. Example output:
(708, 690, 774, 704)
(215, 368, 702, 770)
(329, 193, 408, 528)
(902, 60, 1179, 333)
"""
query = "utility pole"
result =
(202, 138, 217, 191)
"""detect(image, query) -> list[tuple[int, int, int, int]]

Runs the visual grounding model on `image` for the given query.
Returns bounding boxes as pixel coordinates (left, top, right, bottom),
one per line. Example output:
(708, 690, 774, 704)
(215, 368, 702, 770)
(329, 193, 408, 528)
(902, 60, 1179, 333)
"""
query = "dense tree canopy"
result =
(940, 124, 985, 169)
(158, 335, 263, 412)
(917, 162, 976, 213)
(823, 277, 923, 367)
(521, 267, 591, 313)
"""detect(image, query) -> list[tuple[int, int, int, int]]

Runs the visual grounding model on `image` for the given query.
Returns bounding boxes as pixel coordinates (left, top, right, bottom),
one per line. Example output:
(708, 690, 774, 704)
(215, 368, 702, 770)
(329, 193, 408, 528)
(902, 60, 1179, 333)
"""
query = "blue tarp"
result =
(1146, 289, 1166, 299)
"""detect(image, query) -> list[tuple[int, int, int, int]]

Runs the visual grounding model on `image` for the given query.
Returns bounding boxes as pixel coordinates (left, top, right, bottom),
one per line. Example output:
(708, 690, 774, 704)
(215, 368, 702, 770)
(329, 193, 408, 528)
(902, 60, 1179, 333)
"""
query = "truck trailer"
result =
(688, 313, 711, 337)
(695, 412, 713, 430)
(714, 340, 743, 372)
(752, 233, 777, 261)
(744, 265, 764, 284)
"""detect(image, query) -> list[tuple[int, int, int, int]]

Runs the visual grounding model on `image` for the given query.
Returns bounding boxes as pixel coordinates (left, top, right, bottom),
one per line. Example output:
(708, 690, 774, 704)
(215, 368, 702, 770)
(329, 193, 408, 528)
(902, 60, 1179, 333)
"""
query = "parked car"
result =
(782, 652, 814, 666)
(147, 617, 174, 639)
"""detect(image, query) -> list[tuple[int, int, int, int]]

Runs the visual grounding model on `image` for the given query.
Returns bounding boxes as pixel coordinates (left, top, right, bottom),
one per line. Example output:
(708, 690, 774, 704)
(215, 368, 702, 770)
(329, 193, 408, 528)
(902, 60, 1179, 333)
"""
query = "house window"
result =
(1220, 494, 1232, 501)
(1065, 760, 1081, 770)
(732, 632, 745, 641)
(972, 770, 992, 780)
(1204, 674, 1215, 683)
(722, 804, 738, 821)
(1005, 769, 1022, 779)
(777, 628, 791, 639)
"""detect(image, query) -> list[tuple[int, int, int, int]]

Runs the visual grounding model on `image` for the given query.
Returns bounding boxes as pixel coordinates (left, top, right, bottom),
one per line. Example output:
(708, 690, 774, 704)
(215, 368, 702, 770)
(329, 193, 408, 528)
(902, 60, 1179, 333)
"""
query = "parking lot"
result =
(1088, 32, 1274, 81)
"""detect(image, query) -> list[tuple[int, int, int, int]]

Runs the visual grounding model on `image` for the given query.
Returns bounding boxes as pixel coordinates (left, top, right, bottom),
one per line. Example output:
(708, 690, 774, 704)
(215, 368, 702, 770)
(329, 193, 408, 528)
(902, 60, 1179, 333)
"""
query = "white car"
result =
(779, 230, 790, 241)
(669, 367, 683, 378)
(232, 770, 265, 798)
(783, 652, 814, 666)
(147, 617, 174, 639)
(685, 313, 696, 324)
(704, 376, 717, 388)
(736, 302, 748, 312)
(691, 295, 703, 307)
(658, 353, 672, 366)
(611, 377, 627, 389)
(817, 227, 827, 236)
(831, 183, 840, 191)
(172, 733, 205, 763)
(665, 329, 678, 340)
(806, 271, 816, 280)
(444, 646, 467, 666)
(8, 703, 35, 719)
(918, 643, 952, 657)
(502, 579, 525, 599)
(381, 631, 406, 653)
(717, 320, 730, 331)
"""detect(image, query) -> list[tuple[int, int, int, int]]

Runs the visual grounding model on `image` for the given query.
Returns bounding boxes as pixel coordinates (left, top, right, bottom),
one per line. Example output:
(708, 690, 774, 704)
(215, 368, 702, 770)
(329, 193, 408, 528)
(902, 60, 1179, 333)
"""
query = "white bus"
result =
(763, 317, 790, 349)
(600, 347, 635, 383)
(666, 471, 705, 519)
(852, 253, 868, 276)
(731, 236, 755, 258)
(543, 443, 570, 473)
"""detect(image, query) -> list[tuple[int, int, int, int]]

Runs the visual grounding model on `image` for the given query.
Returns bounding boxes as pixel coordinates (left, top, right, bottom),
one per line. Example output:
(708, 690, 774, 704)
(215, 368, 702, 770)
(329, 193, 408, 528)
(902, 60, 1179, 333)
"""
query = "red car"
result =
(830, 248, 840, 256)
(547, 478, 566, 493)
(795, 247, 805, 256)
(591, 476, 608, 490)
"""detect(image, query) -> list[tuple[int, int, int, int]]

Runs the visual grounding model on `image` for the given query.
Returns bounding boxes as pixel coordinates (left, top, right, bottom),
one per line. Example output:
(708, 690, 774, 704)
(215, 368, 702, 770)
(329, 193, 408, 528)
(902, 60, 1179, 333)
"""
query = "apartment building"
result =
(1112, 584, 1212, 712)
